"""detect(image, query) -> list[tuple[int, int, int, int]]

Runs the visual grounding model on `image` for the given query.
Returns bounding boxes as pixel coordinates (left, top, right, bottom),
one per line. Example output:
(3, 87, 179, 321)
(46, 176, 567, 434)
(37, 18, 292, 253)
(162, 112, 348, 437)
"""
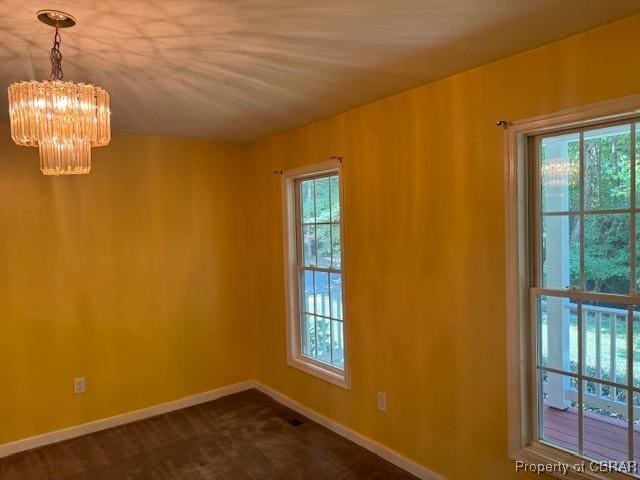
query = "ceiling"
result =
(1, 1, 640, 142)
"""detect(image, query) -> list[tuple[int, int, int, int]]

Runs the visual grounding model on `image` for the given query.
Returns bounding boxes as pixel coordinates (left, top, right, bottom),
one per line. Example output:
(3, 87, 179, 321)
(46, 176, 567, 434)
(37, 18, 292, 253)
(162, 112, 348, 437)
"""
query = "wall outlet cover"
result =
(74, 377, 86, 395)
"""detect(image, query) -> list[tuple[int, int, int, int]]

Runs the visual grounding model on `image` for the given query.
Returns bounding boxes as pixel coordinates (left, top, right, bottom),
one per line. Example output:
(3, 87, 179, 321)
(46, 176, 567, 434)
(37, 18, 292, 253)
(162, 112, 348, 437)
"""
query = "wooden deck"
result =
(542, 405, 639, 461)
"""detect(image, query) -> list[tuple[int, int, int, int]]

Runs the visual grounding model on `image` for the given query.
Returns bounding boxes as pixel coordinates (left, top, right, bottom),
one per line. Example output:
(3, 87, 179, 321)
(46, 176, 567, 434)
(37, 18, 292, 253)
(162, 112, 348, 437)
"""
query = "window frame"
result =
(282, 159, 350, 389)
(506, 94, 640, 480)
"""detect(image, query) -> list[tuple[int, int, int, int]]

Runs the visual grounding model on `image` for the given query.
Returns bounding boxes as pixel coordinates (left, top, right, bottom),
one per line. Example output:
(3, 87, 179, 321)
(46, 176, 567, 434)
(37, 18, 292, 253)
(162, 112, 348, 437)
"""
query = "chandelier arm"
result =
(49, 27, 63, 81)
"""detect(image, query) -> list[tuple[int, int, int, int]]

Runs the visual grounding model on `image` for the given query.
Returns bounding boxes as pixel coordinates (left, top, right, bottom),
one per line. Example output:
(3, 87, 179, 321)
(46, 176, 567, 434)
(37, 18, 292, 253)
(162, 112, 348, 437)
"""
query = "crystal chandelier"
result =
(7, 10, 110, 175)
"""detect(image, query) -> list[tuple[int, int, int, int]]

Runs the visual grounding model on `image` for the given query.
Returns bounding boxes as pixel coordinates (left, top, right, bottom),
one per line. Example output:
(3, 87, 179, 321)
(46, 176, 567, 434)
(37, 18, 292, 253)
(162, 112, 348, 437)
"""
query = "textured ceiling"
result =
(1, 0, 640, 142)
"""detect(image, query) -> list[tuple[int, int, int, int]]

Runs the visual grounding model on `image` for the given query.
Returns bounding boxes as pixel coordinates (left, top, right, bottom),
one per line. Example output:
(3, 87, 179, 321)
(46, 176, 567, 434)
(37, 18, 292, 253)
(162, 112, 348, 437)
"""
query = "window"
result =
(282, 160, 348, 388)
(533, 121, 640, 468)
(506, 95, 640, 479)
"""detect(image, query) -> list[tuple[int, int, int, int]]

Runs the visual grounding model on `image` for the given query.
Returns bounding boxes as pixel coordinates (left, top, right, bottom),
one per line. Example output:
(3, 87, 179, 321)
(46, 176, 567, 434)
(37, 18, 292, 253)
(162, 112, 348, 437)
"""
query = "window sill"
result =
(287, 355, 350, 390)
(512, 442, 635, 480)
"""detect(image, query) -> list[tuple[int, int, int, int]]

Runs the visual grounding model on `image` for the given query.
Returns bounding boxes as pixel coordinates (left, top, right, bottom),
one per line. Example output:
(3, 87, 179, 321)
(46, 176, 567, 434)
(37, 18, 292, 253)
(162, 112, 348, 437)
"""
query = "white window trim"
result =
(282, 159, 350, 390)
(506, 93, 640, 480)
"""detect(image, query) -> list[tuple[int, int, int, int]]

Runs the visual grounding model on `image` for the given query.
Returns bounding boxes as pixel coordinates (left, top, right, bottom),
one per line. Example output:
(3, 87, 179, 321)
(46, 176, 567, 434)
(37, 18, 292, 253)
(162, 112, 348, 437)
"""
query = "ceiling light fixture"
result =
(7, 10, 110, 175)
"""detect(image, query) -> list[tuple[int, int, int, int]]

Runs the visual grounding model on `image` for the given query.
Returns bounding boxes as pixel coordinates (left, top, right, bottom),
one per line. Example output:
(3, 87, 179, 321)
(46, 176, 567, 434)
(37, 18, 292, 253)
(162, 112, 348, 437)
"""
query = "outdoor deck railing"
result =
(548, 302, 638, 417)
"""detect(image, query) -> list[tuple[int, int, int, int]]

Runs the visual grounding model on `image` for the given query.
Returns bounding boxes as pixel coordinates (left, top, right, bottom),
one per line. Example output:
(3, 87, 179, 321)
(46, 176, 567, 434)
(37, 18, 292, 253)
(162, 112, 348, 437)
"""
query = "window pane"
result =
(316, 316, 331, 364)
(314, 271, 329, 317)
(331, 225, 341, 269)
(583, 380, 628, 462)
(301, 270, 314, 314)
(294, 171, 344, 373)
(302, 225, 316, 267)
(330, 273, 343, 320)
(331, 320, 344, 368)
(539, 370, 578, 453)
(541, 215, 580, 289)
(537, 295, 578, 374)
(541, 133, 580, 213)
(316, 224, 331, 268)
(302, 314, 316, 358)
(535, 123, 637, 465)
(583, 301, 628, 387)
(584, 214, 629, 294)
(315, 177, 331, 223)
(330, 175, 340, 222)
(584, 124, 631, 211)
(301, 179, 315, 223)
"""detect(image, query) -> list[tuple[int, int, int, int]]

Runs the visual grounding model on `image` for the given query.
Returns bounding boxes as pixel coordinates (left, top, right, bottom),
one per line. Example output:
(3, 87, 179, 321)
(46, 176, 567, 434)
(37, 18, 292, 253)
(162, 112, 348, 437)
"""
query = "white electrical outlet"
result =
(377, 390, 387, 412)
(74, 377, 86, 395)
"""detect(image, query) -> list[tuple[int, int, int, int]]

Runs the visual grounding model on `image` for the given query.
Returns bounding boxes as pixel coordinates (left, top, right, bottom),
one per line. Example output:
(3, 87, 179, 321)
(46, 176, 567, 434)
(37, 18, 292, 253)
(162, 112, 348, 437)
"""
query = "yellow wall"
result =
(3, 12, 640, 480)
(242, 14, 640, 480)
(0, 127, 251, 444)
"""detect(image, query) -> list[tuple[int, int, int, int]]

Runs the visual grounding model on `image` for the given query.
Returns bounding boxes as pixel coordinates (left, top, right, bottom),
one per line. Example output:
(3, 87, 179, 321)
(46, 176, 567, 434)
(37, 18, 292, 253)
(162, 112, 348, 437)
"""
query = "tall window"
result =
(282, 161, 348, 388)
(532, 120, 640, 467)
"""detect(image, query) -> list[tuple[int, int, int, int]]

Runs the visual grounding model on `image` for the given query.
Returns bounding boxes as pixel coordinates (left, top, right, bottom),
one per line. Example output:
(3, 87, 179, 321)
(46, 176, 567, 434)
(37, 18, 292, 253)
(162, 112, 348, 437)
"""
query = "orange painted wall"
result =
(0, 129, 251, 444)
(242, 14, 640, 480)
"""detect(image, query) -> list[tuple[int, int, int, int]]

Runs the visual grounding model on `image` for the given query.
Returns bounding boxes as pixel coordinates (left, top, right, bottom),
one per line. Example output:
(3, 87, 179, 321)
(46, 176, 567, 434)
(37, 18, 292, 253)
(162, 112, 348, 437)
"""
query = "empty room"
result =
(3, 1, 640, 479)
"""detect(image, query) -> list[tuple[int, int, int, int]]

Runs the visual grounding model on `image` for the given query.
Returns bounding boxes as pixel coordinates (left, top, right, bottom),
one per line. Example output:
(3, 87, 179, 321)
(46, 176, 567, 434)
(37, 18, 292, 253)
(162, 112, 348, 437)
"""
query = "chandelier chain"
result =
(49, 28, 63, 81)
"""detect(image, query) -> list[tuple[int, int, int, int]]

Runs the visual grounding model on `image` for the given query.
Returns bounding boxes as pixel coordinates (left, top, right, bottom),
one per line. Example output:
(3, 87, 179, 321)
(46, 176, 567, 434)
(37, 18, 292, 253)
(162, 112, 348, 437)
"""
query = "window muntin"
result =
(532, 119, 640, 468)
(295, 173, 345, 369)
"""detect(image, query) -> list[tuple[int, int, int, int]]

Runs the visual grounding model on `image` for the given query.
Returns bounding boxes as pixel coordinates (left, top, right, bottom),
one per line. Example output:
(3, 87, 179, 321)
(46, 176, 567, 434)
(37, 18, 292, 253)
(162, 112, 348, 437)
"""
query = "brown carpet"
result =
(0, 389, 417, 479)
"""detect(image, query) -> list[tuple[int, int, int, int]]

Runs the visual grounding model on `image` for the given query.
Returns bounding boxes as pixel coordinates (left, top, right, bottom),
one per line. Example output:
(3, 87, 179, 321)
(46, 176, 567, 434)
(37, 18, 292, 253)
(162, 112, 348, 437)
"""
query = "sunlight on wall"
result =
(0, 128, 251, 444)
(2, 11, 640, 480)
(242, 14, 640, 480)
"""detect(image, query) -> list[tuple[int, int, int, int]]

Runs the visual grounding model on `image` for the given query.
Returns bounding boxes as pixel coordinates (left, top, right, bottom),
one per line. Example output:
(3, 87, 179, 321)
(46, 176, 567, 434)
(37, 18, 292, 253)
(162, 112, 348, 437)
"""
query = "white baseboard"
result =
(0, 380, 254, 459)
(0, 379, 443, 480)
(253, 381, 443, 480)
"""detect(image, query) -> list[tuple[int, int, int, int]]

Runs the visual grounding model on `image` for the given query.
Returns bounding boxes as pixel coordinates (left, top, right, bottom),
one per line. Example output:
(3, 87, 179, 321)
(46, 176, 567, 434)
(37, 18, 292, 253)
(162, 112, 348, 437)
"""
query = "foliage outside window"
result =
(534, 121, 640, 469)
(297, 174, 345, 368)
(281, 162, 347, 388)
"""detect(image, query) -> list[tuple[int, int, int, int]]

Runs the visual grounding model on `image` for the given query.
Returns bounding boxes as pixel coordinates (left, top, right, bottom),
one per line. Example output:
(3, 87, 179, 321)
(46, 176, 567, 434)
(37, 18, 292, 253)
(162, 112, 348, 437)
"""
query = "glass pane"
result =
(315, 177, 331, 223)
(316, 224, 331, 268)
(541, 215, 580, 289)
(330, 273, 343, 320)
(584, 124, 631, 211)
(541, 132, 580, 213)
(583, 380, 628, 462)
(331, 320, 344, 368)
(537, 296, 578, 373)
(302, 314, 316, 358)
(302, 225, 316, 267)
(331, 225, 341, 269)
(314, 271, 329, 317)
(301, 270, 314, 314)
(300, 179, 315, 223)
(316, 316, 331, 364)
(583, 301, 628, 388)
(539, 370, 578, 453)
(584, 214, 630, 294)
(330, 175, 340, 222)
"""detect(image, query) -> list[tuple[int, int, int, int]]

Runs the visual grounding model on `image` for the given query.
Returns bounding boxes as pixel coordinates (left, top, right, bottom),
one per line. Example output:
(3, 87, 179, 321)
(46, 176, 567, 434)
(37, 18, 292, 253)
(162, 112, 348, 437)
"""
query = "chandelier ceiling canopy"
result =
(7, 10, 111, 176)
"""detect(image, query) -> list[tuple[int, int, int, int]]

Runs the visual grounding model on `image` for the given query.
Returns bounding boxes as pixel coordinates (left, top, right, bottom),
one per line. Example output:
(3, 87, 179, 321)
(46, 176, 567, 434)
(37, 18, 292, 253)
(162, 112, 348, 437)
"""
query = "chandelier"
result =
(7, 10, 110, 175)
(541, 159, 579, 187)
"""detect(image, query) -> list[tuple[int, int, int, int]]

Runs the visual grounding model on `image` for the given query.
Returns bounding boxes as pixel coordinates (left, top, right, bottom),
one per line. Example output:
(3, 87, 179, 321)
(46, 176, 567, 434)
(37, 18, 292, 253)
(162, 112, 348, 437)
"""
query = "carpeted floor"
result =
(0, 389, 417, 479)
